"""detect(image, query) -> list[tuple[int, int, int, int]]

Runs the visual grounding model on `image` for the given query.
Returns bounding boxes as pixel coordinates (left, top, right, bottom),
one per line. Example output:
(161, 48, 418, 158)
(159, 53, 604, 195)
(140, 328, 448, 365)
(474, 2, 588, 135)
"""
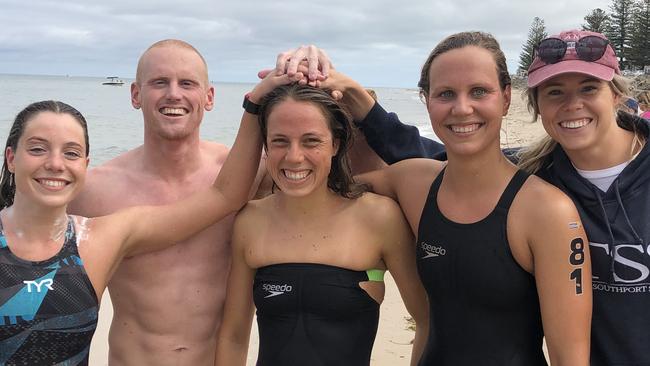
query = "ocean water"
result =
(0, 73, 437, 166)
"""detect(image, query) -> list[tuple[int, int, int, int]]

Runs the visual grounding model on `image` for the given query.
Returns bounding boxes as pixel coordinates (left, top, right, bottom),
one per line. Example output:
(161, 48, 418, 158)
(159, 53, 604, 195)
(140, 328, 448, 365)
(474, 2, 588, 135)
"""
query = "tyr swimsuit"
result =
(0, 216, 98, 365)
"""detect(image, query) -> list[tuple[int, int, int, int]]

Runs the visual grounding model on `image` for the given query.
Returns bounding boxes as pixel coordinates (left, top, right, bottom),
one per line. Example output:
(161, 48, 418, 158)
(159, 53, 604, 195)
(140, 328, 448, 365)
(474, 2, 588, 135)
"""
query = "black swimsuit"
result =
(416, 169, 547, 366)
(0, 216, 98, 365)
(253, 263, 380, 366)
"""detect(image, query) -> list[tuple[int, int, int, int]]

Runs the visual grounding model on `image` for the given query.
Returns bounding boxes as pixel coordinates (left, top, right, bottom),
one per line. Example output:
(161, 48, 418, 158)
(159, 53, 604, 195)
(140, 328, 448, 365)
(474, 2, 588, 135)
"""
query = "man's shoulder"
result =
(200, 140, 230, 159)
(88, 148, 143, 184)
(69, 149, 144, 216)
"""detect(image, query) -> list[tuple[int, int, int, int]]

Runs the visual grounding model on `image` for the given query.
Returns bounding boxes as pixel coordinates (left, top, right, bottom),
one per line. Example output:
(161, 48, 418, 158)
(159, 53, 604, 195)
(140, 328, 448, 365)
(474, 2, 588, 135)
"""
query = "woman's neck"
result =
(2, 198, 69, 244)
(444, 144, 516, 193)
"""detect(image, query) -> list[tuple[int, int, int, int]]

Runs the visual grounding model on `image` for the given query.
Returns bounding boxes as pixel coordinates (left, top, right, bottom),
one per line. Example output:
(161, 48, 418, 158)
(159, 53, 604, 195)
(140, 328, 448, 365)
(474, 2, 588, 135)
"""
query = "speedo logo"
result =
(420, 242, 447, 259)
(262, 283, 293, 298)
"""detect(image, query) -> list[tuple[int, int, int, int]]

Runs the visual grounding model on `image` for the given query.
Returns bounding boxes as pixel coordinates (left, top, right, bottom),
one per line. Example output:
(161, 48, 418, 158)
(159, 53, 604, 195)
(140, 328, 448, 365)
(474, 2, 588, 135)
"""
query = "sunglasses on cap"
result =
(535, 36, 610, 64)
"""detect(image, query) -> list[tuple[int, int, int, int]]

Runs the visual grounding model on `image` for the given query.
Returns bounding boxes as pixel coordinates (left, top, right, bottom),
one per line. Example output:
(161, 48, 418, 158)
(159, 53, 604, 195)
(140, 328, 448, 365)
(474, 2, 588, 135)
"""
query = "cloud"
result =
(0, 0, 612, 87)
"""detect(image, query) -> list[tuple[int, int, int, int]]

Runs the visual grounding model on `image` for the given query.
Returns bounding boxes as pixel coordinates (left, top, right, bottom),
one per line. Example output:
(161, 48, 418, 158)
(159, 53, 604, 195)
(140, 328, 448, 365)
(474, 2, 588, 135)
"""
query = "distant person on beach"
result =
(278, 32, 591, 365)
(214, 84, 428, 365)
(310, 29, 649, 366)
(0, 96, 263, 364)
(638, 90, 650, 119)
(67, 40, 324, 365)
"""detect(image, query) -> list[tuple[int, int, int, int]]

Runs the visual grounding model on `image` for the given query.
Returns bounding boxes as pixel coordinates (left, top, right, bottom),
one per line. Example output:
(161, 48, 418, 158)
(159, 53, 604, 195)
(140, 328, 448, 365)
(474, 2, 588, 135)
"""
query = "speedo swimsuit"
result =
(416, 169, 547, 365)
(0, 216, 98, 365)
(253, 263, 383, 366)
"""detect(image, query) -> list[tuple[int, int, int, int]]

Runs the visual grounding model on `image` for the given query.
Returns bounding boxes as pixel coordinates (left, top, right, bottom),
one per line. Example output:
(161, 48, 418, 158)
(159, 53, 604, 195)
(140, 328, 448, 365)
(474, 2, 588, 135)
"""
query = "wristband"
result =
(242, 94, 261, 115)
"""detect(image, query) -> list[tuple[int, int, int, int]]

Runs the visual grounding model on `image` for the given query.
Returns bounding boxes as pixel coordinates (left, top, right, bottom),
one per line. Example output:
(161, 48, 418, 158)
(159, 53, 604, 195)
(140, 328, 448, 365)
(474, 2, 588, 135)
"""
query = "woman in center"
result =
(215, 85, 428, 365)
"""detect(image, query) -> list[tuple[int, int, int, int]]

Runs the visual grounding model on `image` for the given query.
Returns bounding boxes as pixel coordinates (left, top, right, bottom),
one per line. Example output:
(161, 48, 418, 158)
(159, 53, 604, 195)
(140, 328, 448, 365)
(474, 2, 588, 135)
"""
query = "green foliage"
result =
(605, 0, 636, 69)
(518, 17, 547, 74)
(583, 8, 610, 33)
(628, 0, 650, 69)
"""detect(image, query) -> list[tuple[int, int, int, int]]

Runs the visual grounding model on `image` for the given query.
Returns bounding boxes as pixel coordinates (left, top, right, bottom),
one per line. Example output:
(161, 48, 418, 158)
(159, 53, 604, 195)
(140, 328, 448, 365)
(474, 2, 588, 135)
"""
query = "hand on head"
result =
(259, 45, 346, 101)
(249, 69, 306, 103)
(258, 45, 332, 86)
(275, 45, 331, 83)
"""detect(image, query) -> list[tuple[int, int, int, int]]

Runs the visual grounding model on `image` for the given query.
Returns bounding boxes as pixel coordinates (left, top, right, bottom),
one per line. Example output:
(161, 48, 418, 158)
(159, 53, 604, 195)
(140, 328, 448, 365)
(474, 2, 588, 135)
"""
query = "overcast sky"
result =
(0, 0, 612, 87)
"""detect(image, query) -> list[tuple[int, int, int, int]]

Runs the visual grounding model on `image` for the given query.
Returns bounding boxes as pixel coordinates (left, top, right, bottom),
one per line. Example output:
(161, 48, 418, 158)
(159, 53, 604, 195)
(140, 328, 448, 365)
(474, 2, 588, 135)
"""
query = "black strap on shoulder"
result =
(429, 166, 446, 197)
(496, 169, 530, 210)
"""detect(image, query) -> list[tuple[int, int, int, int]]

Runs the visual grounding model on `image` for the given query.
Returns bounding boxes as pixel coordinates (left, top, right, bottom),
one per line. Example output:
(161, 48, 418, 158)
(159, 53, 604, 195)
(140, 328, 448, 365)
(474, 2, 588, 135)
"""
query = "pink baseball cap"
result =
(527, 29, 620, 88)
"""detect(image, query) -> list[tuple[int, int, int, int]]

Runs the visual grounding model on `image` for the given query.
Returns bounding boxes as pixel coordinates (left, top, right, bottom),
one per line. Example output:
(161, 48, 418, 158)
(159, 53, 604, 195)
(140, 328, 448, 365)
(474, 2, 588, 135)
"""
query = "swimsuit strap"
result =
(495, 170, 530, 210)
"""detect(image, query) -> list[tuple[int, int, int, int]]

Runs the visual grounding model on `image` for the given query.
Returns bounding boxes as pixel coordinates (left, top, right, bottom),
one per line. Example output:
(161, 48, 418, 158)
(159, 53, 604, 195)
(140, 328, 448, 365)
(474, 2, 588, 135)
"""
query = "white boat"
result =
(102, 76, 124, 86)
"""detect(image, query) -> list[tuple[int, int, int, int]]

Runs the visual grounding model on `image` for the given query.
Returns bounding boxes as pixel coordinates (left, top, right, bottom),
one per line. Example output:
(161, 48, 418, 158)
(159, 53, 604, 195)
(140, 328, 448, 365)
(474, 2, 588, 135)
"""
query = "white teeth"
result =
(450, 124, 481, 133)
(160, 107, 187, 116)
(39, 179, 66, 187)
(283, 170, 309, 180)
(560, 118, 590, 129)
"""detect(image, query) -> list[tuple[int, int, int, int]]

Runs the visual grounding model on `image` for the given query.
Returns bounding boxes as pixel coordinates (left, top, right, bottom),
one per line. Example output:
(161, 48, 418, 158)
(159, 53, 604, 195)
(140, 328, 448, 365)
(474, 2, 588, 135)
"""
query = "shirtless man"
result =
(69, 40, 261, 365)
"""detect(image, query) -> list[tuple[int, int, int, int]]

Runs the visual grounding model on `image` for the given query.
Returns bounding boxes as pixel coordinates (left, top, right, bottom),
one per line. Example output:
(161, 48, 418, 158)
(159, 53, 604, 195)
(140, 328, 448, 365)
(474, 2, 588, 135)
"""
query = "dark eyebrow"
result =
(25, 136, 48, 144)
(26, 136, 84, 150)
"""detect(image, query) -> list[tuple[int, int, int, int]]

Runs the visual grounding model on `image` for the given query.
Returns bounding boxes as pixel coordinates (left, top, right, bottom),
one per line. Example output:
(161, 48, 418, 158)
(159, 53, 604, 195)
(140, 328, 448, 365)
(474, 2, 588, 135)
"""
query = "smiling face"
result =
(131, 44, 214, 141)
(264, 99, 339, 198)
(424, 46, 510, 157)
(536, 73, 620, 154)
(5, 111, 89, 209)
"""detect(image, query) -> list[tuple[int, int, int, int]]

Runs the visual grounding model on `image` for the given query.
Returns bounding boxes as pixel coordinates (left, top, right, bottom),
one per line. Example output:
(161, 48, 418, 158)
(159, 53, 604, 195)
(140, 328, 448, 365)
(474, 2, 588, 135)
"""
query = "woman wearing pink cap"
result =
(518, 29, 650, 366)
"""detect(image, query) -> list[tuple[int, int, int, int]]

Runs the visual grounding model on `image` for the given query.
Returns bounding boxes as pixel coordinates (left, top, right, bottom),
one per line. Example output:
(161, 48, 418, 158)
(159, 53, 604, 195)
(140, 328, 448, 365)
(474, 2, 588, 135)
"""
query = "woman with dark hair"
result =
(299, 31, 592, 365)
(215, 83, 428, 366)
(0, 83, 274, 363)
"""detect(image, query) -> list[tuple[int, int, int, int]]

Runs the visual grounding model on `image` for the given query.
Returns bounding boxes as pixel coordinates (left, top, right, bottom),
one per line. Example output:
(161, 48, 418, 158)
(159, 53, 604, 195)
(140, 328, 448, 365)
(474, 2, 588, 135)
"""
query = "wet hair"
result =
(0, 101, 89, 208)
(135, 39, 209, 84)
(258, 84, 367, 199)
(418, 31, 511, 100)
(518, 74, 645, 173)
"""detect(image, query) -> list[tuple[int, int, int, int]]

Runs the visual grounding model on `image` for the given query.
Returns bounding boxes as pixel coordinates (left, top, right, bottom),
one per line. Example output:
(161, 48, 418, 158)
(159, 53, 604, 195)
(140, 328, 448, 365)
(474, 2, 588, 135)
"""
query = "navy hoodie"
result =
(536, 116, 650, 366)
(357, 101, 650, 365)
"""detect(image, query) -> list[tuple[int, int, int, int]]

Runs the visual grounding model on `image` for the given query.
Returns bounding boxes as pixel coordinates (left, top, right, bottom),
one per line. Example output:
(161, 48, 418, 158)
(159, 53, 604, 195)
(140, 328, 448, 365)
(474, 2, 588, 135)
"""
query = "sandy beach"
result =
(89, 88, 548, 365)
